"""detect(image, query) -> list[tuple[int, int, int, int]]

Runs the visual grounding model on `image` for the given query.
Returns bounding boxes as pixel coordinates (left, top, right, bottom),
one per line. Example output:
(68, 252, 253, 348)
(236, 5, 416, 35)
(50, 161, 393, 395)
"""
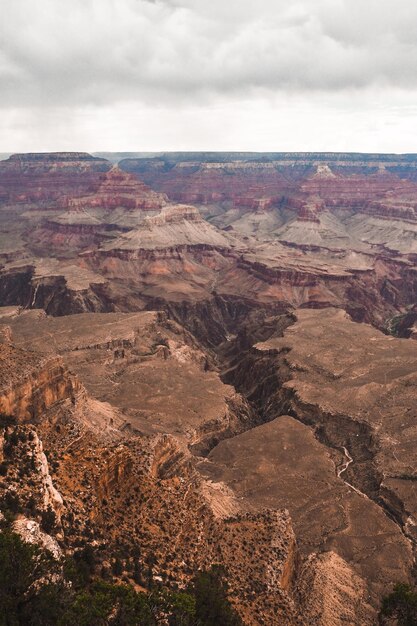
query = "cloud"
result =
(2, 0, 417, 109)
(1, 0, 417, 150)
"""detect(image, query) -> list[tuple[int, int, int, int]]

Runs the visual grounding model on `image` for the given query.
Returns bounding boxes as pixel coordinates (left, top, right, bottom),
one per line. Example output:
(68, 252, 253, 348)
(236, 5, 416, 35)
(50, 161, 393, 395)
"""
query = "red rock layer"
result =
(121, 161, 300, 206)
(64, 166, 167, 211)
(121, 158, 417, 222)
(0, 153, 112, 206)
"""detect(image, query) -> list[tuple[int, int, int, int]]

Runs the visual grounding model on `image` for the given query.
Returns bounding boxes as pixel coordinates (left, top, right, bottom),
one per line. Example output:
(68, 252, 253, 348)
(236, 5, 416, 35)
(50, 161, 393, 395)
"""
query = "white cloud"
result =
(1, 0, 417, 150)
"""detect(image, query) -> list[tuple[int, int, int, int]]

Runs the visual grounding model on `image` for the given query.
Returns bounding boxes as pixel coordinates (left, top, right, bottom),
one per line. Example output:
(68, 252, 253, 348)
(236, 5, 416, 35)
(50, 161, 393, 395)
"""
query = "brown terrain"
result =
(0, 151, 416, 624)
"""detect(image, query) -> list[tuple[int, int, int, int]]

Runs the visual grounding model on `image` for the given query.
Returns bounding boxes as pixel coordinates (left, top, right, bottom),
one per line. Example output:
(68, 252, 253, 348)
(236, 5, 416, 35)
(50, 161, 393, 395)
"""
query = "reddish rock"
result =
(63, 165, 167, 212)
(0, 152, 111, 206)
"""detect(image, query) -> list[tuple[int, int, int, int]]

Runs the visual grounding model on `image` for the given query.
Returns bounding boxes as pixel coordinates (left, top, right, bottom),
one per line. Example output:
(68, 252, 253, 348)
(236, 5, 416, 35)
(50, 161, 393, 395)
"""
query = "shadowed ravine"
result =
(160, 297, 417, 603)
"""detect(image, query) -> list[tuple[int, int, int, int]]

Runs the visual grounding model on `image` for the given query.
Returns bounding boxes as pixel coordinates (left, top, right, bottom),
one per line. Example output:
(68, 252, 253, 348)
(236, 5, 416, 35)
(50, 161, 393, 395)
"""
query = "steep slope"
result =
(0, 307, 325, 625)
(0, 151, 416, 624)
(100, 204, 236, 251)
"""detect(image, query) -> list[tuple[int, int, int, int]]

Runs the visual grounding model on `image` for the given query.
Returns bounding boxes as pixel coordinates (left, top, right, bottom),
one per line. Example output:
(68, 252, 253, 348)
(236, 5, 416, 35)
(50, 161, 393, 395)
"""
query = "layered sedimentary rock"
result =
(63, 165, 167, 212)
(0, 310, 304, 625)
(119, 152, 417, 206)
(214, 309, 417, 608)
(0, 152, 111, 206)
(199, 415, 412, 609)
(121, 153, 417, 254)
(0, 151, 415, 333)
(253, 308, 417, 542)
(99, 204, 236, 250)
(1, 304, 410, 624)
(1, 309, 253, 450)
(296, 551, 374, 625)
(0, 342, 80, 422)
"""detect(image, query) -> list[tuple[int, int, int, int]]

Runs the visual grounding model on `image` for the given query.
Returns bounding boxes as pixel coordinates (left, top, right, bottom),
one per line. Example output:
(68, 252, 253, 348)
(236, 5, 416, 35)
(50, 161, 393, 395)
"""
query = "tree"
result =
(21, 584, 69, 626)
(193, 566, 242, 626)
(40, 506, 57, 534)
(380, 583, 417, 625)
(151, 589, 196, 626)
(0, 530, 55, 626)
(0, 415, 16, 429)
(0, 530, 237, 626)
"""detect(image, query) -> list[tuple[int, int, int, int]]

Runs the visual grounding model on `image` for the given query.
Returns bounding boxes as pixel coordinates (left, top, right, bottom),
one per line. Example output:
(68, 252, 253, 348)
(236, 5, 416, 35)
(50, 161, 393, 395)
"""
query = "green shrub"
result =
(380, 583, 417, 625)
(40, 506, 57, 534)
(192, 566, 242, 626)
(0, 530, 240, 626)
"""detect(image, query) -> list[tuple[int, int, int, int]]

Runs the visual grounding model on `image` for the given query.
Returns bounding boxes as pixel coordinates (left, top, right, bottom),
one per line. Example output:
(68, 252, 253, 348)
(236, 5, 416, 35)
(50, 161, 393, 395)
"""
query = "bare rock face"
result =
(255, 309, 417, 543)
(227, 309, 417, 603)
(0, 152, 111, 206)
(63, 165, 167, 212)
(99, 203, 236, 250)
(0, 343, 80, 422)
(13, 518, 62, 559)
(120, 156, 303, 206)
(0, 305, 404, 624)
(121, 153, 417, 255)
(0, 151, 415, 332)
(0, 337, 300, 625)
(0, 422, 65, 545)
(297, 551, 375, 625)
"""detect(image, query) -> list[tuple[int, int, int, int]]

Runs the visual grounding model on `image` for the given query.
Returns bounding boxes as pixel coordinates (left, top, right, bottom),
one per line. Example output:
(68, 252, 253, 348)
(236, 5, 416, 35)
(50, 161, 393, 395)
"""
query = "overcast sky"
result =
(2, 0, 417, 152)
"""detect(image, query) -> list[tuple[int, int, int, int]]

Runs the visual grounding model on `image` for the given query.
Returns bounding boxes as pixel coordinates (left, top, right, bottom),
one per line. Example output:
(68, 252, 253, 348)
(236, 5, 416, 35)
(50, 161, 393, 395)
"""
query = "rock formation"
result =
(0, 152, 111, 206)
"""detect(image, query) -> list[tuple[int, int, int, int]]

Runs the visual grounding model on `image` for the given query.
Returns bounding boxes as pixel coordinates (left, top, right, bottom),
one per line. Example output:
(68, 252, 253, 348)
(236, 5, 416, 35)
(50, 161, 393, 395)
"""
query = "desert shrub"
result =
(192, 566, 242, 626)
(64, 544, 97, 588)
(0, 529, 58, 626)
(40, 506, 57, 534)
(0, 530, 240, 626)
(0, 415, 16, 429)
(380, 583, 417, 625)
(2, 490, 21, 515)
(0, 462, 8, 476)
(3, 429, 19, 456)
(112, 556, 123, 577)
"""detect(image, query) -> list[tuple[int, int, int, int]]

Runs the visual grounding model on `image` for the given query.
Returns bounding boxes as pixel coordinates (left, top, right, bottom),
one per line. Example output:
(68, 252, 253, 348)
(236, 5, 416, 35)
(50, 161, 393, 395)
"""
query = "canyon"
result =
(0, 151, 416, 625)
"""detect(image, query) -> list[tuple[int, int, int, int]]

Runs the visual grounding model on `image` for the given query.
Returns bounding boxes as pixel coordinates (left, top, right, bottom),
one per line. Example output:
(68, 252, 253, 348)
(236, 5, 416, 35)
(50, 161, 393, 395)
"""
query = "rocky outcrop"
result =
(0, 151, 416, 625)
(120, 154, 417, 257)
(215, 510, 299, 626)
(95, 445, 133, 504)
(0, 343, 81, 422)
(297, 552, 375, 625)
(215, 309, 417, 604)
(100, 204, 234, 250)
(2, 309, 256, 453)
(0, 151, 415, 332)
(121, 157, 296, 206)
(0, 422, 65, 547)
(63, 165, 167, 212)
(13, 517, 62, 559)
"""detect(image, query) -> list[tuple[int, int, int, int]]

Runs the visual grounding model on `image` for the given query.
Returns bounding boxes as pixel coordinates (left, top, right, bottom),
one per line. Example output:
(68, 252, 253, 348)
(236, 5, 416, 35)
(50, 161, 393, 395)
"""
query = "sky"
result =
(2, 0, 417, 153)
